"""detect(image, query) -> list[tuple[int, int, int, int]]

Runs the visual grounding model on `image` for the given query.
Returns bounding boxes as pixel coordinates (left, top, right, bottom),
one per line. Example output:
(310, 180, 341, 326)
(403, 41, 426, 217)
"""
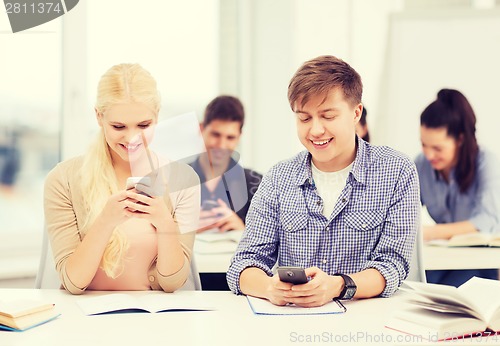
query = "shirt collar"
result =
(295, 151, 314, 186)
(294, 136, 369, 187)
(351, 136, 368, 185)
(191, 155, 240, 183)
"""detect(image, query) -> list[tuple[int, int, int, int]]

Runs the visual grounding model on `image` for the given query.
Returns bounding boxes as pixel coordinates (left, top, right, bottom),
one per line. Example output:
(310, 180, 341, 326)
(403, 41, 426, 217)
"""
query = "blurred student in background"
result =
(416, 88, 500, 286)
(190, 95, 262, 233)
(189, 95, 262, 291)
(44, 64, 200, 294)
(0, 128, 21, 194)
(355, 106, 370, 142)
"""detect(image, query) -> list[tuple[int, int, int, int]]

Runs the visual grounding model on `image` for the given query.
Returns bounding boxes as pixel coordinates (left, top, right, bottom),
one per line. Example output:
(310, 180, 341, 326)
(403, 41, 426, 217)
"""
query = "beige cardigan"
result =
(43, 156, 200, 294)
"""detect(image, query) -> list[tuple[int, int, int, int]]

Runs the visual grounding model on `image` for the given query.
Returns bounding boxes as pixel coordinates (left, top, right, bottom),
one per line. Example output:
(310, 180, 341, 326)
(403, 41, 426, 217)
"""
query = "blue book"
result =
(0, 300, 60, 332)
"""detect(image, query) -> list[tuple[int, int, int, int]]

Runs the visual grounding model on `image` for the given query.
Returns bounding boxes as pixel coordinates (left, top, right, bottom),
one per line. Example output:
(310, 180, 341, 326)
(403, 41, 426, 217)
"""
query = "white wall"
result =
(61, 0, 220, 160)
(238, 0, 298, 173)
(378, 8, 500, 160)
(60, 1, 500, 174)
(239, 0, 404, 174)
(238, 0, 500, 174)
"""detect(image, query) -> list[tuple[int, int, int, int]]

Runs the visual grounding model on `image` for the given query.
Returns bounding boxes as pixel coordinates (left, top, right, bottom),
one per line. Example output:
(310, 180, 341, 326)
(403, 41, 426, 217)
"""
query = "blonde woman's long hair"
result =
(80, 63, 161, 278)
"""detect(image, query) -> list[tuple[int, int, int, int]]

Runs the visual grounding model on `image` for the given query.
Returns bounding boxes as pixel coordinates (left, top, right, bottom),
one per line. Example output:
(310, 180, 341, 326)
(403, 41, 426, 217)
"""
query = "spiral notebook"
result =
(246, 296, 346, 315)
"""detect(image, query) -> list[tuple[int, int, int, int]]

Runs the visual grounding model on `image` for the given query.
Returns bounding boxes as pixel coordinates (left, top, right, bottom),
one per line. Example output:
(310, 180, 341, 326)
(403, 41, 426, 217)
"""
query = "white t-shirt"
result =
(311, 161, 353, 219)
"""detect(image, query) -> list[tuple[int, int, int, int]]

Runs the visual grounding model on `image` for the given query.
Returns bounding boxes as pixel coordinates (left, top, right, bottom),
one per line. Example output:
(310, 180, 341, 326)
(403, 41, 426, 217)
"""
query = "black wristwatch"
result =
(334, 273, 357, 300)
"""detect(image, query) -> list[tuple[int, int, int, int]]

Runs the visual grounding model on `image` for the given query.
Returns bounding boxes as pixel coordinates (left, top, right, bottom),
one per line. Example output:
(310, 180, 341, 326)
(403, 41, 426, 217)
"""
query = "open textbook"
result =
(247, 296, 346, 316)
(427, 232, 500, 247)
(386, 277, 500, 341)
(421, 206, 500, 247)
(0, 299, 60, 331)
(77, 292, 215, 315)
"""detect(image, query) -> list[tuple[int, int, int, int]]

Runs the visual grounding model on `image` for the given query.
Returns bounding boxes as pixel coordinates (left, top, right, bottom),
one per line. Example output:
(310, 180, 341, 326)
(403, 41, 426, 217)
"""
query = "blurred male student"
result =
(189, 95, 262, 233)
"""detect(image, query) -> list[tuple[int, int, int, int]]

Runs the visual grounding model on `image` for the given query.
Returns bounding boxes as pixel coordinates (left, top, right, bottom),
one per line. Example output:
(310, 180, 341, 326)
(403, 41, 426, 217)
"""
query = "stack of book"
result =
(0, 300, 60, 331)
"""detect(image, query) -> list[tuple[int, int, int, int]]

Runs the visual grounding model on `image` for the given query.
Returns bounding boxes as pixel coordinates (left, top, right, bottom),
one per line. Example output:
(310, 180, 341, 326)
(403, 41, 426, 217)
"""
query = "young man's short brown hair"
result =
(288, 55, 363, 110)
(203, 95, 245, 130)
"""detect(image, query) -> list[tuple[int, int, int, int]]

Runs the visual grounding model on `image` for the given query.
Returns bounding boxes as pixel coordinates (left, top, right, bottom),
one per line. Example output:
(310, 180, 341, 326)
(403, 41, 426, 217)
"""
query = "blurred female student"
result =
(415, 88, 500, 286)
(44, 64, 200, 294)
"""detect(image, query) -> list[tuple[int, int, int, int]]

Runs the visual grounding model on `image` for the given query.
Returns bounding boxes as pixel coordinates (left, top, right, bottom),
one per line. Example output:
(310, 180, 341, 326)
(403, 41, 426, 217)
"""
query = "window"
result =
(86, 0, 219, 132)
(0, 15, 61, 280)
(1, 0, 220, 284)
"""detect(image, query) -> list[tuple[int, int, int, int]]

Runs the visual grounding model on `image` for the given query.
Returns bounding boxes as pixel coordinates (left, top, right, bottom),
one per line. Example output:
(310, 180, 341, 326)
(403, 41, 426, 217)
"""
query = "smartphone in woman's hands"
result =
(126, 177, 152, 196)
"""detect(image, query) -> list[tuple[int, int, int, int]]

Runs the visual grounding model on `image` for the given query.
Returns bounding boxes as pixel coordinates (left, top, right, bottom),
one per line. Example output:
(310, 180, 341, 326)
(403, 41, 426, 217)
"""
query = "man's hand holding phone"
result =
(269, 266, 342, 308)
(261, 266, 308, 306)
(197, 199, 245, 233)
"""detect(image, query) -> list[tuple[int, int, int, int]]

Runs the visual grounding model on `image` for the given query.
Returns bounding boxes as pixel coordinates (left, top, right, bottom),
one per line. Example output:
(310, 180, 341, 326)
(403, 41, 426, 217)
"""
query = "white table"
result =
(423, 245, 500, 270)
(193, 231, 241, 274)
(195, 252, 233, 274)
(1, 289, 498, 346)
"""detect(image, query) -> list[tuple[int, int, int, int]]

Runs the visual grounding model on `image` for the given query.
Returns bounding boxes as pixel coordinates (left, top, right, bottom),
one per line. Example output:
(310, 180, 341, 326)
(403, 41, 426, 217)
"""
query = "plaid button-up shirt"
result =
(227, 139, 420, 297)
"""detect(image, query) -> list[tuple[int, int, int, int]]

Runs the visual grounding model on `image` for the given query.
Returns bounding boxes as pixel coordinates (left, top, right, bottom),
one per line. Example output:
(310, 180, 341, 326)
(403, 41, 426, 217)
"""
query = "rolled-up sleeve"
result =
(44, 161, 87, 295)
(227, 169, 279, 294)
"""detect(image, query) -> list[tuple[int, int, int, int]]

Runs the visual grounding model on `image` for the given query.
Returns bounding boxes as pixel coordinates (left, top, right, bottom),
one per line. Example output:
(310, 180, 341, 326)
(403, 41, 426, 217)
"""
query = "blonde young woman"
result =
(44, 64, 200, 294)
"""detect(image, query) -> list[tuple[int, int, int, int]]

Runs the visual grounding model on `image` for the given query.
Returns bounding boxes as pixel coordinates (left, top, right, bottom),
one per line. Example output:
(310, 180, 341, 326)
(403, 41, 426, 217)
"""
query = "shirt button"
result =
(149, 275, 155, 282)
(316, 201, 321, 206)
(287, 224, 292, 230)
(322, 259, 327, 264)
(342, 198, 347, 203)
(362, 223, 368, 229)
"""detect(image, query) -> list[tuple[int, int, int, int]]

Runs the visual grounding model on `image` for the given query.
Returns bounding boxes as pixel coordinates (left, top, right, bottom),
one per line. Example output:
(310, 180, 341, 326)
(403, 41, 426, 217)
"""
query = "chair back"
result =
(34, 228, 60, 289)
(180, 256, 202, 291)
(406, 221, 427, 283)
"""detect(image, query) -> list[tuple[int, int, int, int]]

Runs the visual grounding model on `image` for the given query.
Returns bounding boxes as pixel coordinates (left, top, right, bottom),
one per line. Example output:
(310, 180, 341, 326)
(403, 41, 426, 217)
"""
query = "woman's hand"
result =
(98, 190, 134, 229)
(124, 189, 174, 232)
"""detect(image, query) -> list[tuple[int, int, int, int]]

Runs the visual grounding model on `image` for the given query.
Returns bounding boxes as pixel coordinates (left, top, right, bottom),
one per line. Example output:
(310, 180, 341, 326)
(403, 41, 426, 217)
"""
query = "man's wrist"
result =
(333, 273, 357, 300)
(331, 275, 345, 299)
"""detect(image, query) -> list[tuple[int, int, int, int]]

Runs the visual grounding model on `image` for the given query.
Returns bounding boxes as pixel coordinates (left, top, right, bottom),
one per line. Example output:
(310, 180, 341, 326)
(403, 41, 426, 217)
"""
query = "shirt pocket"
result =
(343, 209, 385, 231)
(338, 209, 386, 261)
(279, 211, 318, 267)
